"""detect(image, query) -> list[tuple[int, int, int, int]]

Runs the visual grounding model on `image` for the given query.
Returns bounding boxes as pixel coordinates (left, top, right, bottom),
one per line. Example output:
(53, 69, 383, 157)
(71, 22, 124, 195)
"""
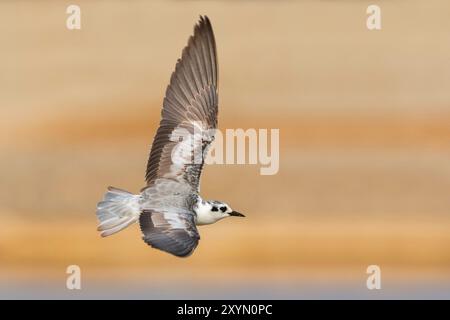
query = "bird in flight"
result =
(96, 16, 245, 257)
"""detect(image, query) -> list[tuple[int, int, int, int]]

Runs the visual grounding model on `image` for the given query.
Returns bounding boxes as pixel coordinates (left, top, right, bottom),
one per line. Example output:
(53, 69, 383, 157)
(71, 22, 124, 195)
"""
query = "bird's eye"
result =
(211, 206, 218, 212)
(220, 206, 227, 212)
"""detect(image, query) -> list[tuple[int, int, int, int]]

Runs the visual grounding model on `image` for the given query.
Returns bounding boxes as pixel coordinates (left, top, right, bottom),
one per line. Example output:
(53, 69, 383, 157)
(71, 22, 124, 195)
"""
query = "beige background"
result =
(1, 0, 449, 298)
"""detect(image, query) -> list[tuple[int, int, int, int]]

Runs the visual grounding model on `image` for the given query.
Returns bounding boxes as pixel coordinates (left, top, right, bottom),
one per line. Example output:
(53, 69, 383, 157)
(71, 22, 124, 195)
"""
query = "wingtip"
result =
(197, 15, 212, 28)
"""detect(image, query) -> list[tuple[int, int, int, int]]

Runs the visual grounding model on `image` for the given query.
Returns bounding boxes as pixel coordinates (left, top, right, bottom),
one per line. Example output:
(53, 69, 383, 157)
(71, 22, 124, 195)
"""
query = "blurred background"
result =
(1, 0, 450, 299)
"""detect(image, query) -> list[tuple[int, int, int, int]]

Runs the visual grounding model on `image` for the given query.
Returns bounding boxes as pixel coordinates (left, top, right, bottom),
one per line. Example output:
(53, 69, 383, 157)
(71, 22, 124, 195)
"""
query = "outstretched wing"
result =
(139, 209, 199, 257)
(139, 179, 199, 257)
(145, 16, 218, 192)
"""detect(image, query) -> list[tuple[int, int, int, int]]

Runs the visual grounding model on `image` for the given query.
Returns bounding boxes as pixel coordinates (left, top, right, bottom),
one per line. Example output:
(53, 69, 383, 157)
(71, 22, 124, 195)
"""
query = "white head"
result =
(194, 200, 245, 225)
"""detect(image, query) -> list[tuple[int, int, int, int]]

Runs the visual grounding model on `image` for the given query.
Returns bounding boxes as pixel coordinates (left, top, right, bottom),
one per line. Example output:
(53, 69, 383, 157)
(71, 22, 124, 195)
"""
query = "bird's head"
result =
(209, 201, 245, 219)
(195, 199, 245, 225)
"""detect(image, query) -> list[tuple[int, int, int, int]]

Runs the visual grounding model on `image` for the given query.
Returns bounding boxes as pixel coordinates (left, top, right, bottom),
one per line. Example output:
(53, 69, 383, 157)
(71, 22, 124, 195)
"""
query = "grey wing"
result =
(145, 16, 218, 192)
(139, 209, 199, 257)
(139, 178, 200, 257)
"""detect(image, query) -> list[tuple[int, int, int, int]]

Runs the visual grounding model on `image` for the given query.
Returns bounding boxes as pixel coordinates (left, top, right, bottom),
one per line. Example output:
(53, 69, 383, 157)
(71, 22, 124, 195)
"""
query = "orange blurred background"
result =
(1, 0, 450, 298)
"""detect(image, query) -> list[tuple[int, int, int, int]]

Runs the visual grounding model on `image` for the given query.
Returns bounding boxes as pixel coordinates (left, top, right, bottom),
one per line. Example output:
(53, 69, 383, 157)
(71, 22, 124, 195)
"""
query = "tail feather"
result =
(96, 186, 141, 237)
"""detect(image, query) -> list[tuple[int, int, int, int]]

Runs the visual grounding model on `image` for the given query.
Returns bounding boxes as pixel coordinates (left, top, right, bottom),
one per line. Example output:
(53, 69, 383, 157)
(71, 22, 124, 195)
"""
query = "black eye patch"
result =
(220, 206, 227, 212)
(211, 206, 218, 212)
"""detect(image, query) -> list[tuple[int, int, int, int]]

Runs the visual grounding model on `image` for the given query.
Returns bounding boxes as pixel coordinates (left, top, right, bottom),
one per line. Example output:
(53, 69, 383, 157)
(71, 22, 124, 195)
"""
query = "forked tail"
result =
(96, 186, 141, 237)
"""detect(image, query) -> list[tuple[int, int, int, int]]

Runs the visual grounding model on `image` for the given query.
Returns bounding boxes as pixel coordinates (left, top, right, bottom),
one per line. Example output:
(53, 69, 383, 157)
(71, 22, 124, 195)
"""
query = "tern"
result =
(96, 16, 245, 257)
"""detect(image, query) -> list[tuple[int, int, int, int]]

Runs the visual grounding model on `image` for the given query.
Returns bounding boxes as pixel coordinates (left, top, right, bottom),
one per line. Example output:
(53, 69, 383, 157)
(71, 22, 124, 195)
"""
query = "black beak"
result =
(229, 211, 245, 217)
